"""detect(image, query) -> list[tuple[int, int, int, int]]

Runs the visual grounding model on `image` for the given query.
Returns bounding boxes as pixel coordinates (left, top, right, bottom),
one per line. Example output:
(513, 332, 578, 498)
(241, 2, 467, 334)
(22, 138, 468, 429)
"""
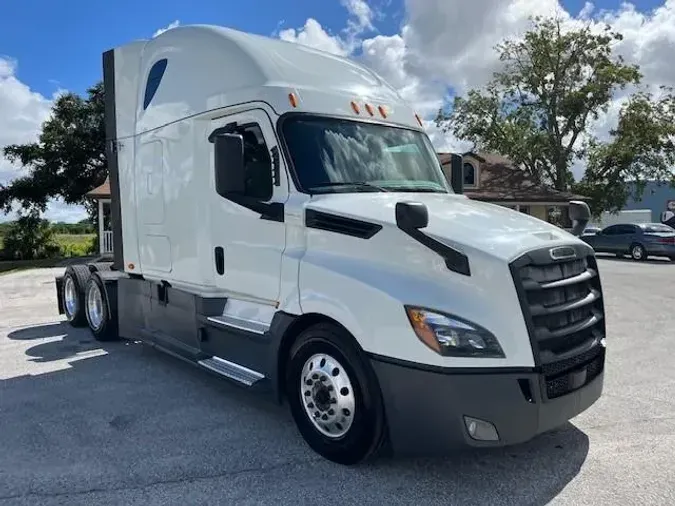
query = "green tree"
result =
(575, 88, 675, 214)
(1, 81, 106, 218)
(1, 211, 60, 260)
(436, 15, 675, 211)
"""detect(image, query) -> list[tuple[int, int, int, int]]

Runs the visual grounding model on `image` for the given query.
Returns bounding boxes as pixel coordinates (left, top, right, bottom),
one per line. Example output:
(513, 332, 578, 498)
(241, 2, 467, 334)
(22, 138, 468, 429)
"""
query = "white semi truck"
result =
(55, 24, 606, 465)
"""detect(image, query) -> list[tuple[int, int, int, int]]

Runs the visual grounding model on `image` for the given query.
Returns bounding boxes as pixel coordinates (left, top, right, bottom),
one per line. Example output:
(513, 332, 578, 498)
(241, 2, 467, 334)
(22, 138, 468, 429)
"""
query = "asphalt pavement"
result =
(0, 258, 673, 505)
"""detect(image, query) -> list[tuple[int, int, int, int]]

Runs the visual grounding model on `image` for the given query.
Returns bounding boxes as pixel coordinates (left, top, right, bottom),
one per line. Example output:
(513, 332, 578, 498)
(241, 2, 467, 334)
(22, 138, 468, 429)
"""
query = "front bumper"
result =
(371, 346, 605, 457)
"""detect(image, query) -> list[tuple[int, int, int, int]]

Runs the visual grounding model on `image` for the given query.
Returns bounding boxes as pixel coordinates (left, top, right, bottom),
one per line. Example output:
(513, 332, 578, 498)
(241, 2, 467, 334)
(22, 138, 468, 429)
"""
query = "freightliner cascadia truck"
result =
(54, 24, 606, 465)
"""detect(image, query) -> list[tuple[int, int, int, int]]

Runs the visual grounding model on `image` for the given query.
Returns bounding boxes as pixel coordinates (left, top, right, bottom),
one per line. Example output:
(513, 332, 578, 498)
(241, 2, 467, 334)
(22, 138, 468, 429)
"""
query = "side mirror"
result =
(569, 200, 591, 237)
(396, 201, 429, 230)
(214, 133, 245, 195)
(450, 154, 464, 194)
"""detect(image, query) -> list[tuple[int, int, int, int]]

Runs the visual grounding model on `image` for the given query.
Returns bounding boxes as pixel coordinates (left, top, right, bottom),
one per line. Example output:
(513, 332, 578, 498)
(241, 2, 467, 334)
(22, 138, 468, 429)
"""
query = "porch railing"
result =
(102, 230, 114, 255)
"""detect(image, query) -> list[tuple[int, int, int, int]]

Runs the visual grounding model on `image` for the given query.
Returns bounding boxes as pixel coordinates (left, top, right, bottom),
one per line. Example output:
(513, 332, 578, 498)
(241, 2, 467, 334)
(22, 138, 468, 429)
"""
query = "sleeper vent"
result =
(305, 209, 382, 239)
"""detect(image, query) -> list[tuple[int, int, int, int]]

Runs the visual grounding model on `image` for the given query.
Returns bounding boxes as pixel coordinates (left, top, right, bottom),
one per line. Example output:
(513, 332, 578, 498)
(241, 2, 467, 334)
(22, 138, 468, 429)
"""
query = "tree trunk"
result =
(555, 159, 568, 191)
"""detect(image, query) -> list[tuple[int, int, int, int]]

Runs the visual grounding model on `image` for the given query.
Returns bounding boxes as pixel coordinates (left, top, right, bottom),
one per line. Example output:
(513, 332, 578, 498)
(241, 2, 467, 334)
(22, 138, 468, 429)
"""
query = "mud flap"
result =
(55, 275, 65, 315)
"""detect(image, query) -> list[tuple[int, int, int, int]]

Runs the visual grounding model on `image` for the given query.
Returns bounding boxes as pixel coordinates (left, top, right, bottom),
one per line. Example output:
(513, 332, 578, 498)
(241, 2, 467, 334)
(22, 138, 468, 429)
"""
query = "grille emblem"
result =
(549, 246, 576, 261)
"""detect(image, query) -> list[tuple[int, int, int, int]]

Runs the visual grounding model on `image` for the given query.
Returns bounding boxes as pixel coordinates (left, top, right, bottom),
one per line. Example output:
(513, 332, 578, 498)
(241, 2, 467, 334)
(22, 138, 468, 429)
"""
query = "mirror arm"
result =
(208, 122, 238, 143)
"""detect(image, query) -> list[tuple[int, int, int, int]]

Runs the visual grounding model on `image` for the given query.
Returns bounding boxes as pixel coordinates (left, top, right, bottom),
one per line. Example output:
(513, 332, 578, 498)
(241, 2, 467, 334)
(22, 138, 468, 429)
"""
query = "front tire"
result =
(285, 323, 386, 465)
(630, 243, 646, 261)
(84, 275, 119, 342)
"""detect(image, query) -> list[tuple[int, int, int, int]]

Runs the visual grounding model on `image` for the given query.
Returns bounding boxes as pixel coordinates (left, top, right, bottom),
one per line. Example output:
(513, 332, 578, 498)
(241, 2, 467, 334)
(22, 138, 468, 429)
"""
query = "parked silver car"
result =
(581, 222, 675, 261)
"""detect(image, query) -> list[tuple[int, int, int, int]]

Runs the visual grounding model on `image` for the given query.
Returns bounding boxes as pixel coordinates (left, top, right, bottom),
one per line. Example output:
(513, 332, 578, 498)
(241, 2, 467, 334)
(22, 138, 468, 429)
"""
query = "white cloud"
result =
(279, 19, 351, 56)
(153, 20, 180, 38)
(0, 56, 88, 223)
(341, 0, 375, 33)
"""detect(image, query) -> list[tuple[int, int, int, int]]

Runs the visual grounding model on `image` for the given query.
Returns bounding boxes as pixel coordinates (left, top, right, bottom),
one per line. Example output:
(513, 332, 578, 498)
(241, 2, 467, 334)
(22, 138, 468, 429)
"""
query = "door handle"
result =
(215, 246, 224, 275)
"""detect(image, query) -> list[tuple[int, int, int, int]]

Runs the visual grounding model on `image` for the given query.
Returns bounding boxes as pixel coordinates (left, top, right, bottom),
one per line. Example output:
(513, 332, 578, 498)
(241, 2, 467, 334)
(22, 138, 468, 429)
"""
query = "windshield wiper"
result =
(307, 182, 391, 193)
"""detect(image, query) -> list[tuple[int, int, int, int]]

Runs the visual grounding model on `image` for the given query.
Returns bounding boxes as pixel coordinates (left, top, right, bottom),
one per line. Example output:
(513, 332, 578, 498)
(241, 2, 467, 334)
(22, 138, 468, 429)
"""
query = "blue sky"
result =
(1, 0, 661, 97)
(0, 0, 671, 222)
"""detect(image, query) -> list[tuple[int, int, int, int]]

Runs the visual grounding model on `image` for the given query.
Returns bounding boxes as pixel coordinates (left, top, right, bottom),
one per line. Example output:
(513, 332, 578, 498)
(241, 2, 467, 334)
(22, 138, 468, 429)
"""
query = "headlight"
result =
(404, 306, 505, 358)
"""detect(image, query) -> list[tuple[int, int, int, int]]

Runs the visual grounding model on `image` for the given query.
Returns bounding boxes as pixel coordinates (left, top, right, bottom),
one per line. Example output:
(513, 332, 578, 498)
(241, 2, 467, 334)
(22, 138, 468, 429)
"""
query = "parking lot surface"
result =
(1, 258, 674, 505)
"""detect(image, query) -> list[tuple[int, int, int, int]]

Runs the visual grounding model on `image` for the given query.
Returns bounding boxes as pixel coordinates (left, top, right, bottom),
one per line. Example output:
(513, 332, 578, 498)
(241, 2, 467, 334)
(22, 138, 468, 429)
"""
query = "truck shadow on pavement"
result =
(2, 321, 589, 505)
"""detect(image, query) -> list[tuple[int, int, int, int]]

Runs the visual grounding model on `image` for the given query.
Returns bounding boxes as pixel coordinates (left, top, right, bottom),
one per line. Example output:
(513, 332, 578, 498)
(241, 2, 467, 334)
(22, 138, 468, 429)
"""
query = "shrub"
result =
(1, 212, 60, 260)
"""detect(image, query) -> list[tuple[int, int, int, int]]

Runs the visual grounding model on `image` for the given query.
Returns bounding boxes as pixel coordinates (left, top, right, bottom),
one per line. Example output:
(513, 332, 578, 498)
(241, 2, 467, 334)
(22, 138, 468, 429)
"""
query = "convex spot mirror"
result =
(396, 201, 429, 230)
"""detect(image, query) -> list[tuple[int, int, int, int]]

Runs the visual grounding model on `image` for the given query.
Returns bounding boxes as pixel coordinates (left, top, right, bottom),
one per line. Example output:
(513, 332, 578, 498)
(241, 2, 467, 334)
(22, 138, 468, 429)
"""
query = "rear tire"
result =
(84, 275, 119, 341)
(62, 265, 91, 327)
(285, 322, 386, 465)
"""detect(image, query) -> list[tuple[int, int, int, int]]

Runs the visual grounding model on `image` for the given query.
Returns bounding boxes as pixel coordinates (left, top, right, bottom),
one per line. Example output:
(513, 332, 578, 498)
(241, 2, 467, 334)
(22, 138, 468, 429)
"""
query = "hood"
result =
(306, 192, 582, 262)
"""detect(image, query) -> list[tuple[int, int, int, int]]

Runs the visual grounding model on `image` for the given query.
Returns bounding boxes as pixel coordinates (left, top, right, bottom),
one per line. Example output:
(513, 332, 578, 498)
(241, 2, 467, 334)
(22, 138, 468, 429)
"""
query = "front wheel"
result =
(630, 243, 646, 261)
(285, 323, 386, 465)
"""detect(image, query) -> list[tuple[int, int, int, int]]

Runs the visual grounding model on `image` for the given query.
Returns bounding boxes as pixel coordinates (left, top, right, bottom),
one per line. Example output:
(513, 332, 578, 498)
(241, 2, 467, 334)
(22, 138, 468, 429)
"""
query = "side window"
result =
(143, 59, 168, 110)
(235, 124, 273, 201)
(603, 225, 619, 235)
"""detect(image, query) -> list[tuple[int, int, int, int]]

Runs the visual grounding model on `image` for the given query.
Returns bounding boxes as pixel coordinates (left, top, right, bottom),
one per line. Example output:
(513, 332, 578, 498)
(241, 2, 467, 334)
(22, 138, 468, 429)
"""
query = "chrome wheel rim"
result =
(300, 353, 356, 439)
(64, 277, 77, 317)
(86, 282, 104, 330)
(632, 246, 643, 259)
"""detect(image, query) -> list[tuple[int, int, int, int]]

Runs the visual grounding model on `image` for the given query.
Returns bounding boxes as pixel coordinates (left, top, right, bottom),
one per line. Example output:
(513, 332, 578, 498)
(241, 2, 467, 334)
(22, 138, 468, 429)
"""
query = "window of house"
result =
(463, 162, 476, 187)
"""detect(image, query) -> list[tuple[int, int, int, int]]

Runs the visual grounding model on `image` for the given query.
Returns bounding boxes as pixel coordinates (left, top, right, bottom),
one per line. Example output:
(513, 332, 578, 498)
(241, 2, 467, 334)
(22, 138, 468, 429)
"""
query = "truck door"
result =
(208, 109, 288, 304)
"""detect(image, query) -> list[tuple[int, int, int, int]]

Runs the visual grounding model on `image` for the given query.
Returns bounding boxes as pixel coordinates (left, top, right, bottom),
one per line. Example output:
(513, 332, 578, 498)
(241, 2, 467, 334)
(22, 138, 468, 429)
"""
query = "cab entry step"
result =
(198, 356, 265, 386)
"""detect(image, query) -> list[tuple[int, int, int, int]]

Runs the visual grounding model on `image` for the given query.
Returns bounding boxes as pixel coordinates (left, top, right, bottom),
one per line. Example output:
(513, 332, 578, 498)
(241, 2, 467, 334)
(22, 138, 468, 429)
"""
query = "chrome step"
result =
(197, 356, 265, 386)
(206, 315, 269, 335)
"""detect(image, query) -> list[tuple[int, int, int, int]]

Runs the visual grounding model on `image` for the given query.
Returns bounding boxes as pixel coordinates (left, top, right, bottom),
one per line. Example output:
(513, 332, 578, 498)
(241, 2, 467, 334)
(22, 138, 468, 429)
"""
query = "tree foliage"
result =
(1, 211, 60, 260)
(575, 88, 675, 214)
(1, 81, 106, 218)
(436, 15, 675, 212)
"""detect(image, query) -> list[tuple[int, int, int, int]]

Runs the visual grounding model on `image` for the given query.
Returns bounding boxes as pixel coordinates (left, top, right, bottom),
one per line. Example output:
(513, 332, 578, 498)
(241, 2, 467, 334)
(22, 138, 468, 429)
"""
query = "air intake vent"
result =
(305, 209, 382, 239)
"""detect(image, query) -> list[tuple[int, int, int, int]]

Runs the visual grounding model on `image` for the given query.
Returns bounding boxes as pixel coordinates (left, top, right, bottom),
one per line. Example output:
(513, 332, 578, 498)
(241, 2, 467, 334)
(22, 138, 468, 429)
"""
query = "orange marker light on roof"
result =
(351, 101, 360, 114)
(288, 92, 298, 107)
(378, 105, 388, 118)
(365, 103, 375, 116)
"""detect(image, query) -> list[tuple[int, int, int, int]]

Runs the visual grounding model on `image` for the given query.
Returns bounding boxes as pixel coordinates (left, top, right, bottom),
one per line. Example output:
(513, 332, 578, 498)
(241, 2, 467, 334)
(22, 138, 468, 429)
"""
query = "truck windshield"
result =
(280, 115, 452, 194)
